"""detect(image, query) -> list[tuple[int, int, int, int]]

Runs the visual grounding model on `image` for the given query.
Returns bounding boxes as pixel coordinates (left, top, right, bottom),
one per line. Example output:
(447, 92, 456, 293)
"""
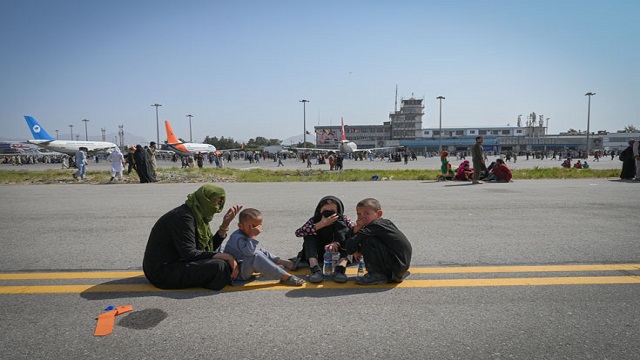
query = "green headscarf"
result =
(185, 185, 226, 252)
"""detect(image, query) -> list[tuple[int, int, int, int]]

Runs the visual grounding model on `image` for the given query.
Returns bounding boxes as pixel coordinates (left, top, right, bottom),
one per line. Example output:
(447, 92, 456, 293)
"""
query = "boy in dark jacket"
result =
(346, 198, 412, 285)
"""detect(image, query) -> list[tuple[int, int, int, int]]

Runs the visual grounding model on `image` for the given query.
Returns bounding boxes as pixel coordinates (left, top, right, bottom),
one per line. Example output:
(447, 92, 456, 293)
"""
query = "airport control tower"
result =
(389, 97, 424, 140)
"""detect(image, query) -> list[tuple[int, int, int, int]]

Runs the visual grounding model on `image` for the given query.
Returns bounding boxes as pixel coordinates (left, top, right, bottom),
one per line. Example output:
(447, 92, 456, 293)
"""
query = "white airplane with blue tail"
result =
(24, 116, 118, 155)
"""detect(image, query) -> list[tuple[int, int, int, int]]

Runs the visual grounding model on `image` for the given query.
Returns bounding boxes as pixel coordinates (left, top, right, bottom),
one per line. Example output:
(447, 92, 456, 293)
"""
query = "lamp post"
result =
(299, 99, 309, 150)
(187, 114, 193, 142)
(584, 92, 595, 155)
(55, 129, 59, 140)
(151, 103, 162, 146)
(69, 125, 74, 140)
(436, 96, 445, 153)
(82, 119, 89, 141)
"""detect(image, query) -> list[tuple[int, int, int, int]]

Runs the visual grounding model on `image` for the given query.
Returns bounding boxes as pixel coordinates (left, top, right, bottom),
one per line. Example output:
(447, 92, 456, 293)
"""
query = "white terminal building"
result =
(313, 97, 638, 153)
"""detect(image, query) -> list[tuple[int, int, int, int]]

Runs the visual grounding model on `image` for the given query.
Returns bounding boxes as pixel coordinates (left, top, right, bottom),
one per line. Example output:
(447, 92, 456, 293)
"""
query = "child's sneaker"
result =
(308, 266, 324, 283)
(331, 265, 347, 283)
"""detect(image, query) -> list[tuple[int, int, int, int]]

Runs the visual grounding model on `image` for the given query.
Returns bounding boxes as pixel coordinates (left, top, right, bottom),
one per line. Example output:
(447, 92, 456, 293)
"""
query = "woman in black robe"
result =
(619, 140, 636, 180)
(133, 145, 152, 183)
(143, 185, 242, 290)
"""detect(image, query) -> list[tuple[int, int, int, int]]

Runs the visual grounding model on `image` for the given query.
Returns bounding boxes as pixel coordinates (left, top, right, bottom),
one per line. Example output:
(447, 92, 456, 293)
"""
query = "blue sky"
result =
(1, 0, 638, 143)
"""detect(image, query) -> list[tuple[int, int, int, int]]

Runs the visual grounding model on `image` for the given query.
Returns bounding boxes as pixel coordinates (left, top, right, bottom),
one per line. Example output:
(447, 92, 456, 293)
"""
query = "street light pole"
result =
(69, 125, 74, 140)
(55, 129, 59, 140)
(151, 103, 162, 146)
(187, 114, 193, 142)
(585, 92, 595, 155)
(299, 99, 309, 150)
(82, 119, 89, 141)
(436, 96, 445, 153)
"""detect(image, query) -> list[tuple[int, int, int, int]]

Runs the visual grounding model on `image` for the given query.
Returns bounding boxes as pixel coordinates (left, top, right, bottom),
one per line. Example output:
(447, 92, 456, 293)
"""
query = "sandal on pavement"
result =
(280, 275, 306, 287)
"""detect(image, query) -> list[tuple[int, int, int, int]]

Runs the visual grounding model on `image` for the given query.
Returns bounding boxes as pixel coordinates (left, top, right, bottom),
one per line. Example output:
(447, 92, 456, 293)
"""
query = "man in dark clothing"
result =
(125, 147, 136, 175)
(345, 198, 412, 285)
(143, 185, 242, 291)
(472, 136, 486, 184)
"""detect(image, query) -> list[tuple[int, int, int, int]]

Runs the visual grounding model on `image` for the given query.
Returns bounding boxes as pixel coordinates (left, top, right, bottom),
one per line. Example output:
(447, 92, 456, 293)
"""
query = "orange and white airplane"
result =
(164, 120, 217, 155)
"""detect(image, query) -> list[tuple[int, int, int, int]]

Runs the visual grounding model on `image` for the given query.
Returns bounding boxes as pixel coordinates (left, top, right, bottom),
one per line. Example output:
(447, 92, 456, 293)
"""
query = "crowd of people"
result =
(142, 185, 413, 290)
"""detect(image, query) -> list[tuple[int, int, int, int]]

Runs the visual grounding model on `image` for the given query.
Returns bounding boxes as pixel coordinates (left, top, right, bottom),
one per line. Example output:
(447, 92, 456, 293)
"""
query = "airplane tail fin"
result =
(341, 117, 347, 141)
(164, 120, 181, 145)
(24, 116, 55, 141)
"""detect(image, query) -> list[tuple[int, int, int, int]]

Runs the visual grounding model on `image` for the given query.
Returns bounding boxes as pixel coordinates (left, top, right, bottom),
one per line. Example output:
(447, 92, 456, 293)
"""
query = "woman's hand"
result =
(219, 205, 243, 234)
(214, 253, 239, 279)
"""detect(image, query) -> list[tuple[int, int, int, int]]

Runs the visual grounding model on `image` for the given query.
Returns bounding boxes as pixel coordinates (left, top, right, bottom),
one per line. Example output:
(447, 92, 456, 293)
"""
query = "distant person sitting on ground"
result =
(582, 161, 590, 169)
(487, 158, 512, 182)
(454, 160, 474, 181)
(223, 208, 305, 286)
(573, 161, 582, 169)
(143, 185, 242, 291)
(294, 196, 355, 283)
(437, 151, 455, 181)
(345, 198, 412, 285)
(561, 159, 571, 168)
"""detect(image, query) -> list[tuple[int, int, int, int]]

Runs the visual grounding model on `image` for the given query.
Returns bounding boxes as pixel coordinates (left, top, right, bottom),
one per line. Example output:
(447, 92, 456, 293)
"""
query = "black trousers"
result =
(301, 235, 347, 262)
(360, 239, 404, 282)
(146, 258, 231, 291)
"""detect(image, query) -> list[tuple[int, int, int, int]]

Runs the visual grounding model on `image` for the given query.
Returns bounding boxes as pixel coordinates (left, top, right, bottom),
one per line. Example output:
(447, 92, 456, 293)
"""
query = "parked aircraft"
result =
(295, 118, 396, 154)
(23, 116, 117, 155)
(164, 120, 217, 155)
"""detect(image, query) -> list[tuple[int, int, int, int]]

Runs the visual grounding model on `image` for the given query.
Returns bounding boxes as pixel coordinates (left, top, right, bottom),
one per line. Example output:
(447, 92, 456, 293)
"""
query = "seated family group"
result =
(143, 185, 413, 290)
(438, 151, 512, 183)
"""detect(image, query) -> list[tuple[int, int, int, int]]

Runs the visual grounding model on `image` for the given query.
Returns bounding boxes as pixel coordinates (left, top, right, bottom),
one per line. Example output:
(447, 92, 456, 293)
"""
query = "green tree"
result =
(203, 136, 242, 150)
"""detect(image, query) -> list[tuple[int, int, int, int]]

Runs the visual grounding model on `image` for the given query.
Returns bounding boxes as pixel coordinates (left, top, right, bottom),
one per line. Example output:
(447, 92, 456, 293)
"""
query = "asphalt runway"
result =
(1, 179, 639, 359)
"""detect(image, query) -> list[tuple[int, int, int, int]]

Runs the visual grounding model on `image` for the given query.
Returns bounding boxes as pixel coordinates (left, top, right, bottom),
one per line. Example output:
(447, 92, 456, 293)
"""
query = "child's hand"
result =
(249, 224, 262, 238)
(353, 251, 362, 262)
(327, 242, 340, 252)
(316, 213, 338, 230)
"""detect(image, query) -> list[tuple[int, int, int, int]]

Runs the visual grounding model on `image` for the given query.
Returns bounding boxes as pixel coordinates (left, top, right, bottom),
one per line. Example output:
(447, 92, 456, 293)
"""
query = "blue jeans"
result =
(75, 163, 86, 178)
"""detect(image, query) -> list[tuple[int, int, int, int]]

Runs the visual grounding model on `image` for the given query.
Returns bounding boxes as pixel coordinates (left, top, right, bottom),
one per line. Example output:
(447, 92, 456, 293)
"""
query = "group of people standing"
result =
(142, 185, 413, 290)
(71, 142, 158, 183)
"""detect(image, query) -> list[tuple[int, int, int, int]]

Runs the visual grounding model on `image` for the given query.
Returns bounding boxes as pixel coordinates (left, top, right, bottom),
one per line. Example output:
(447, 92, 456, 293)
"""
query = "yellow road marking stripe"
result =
(407, 264, 640, 274)
(1, 264, 638, 280)
(1, 276, 639, 294)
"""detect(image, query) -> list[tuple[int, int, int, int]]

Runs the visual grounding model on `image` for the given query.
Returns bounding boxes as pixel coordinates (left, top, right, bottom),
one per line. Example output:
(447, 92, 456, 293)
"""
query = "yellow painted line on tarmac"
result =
(1, 276, 639, 294)
(404, 264, 640, 274)
(0, 272, 145, 280)
(1, 264, 638, 280)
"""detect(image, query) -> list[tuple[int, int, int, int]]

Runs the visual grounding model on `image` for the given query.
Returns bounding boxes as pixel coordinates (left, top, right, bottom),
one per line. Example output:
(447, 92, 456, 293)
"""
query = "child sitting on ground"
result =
(224, 208, 305, 286)
(294, 196, 355, 283)
(345, 198, 412, 285)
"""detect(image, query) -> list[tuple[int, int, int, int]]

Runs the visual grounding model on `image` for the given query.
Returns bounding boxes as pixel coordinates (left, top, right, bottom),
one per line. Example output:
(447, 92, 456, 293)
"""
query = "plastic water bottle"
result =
(331, 249, 340, 271)
(356, 255, 365, 279)
(323, 246, 334, 275)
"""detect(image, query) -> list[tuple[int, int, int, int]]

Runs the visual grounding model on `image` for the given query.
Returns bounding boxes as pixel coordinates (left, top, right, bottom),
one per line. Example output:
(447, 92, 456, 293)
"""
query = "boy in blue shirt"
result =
(224, 208, 305, 286)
